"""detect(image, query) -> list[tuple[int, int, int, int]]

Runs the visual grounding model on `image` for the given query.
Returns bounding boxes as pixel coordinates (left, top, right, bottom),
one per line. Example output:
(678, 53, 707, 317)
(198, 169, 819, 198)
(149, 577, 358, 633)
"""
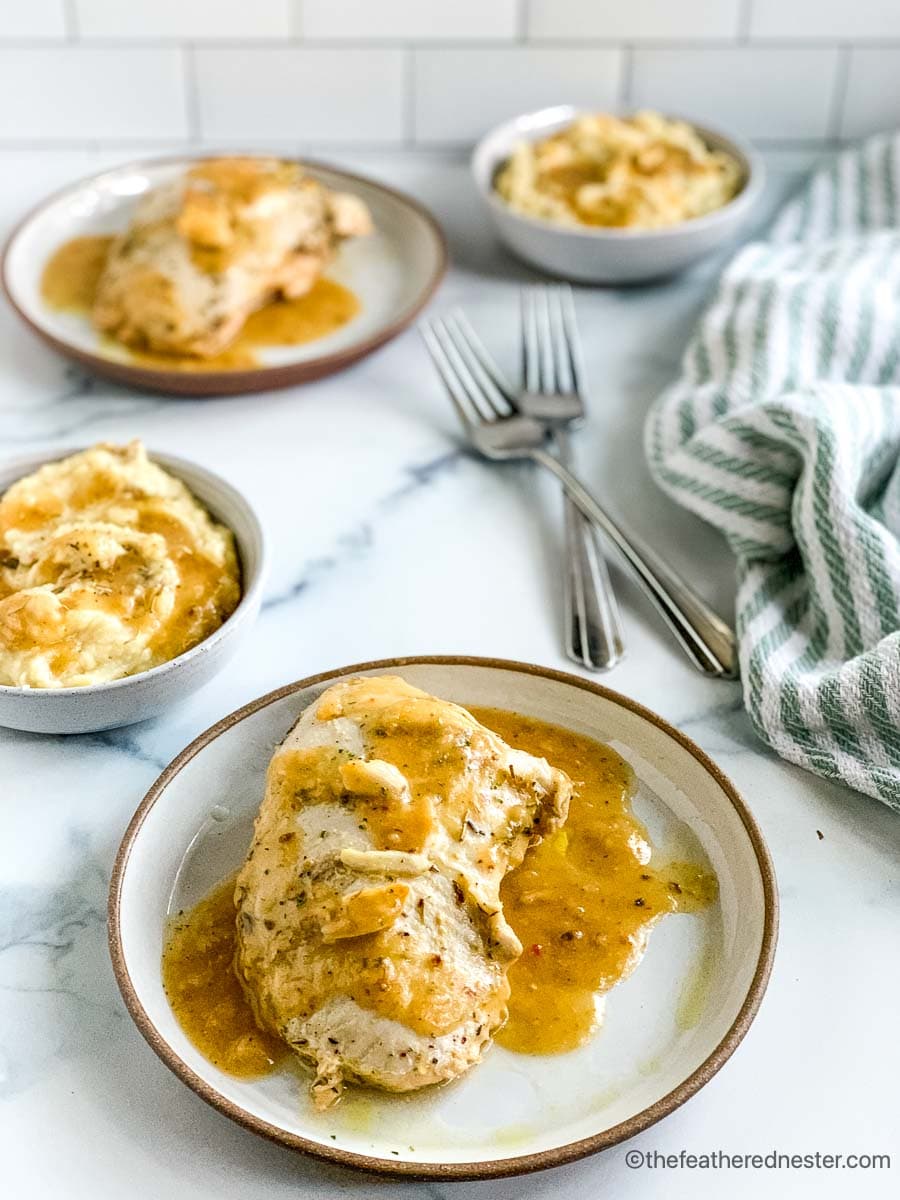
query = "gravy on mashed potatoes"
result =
(0, 441, 240, 688)
(494, 110, 742, 230)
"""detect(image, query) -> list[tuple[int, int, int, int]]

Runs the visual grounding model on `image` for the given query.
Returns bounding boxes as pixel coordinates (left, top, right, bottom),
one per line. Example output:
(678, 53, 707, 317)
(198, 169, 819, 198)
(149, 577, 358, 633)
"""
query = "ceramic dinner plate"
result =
(109, 657, 777, 1179)
(2, 156, 447, 396)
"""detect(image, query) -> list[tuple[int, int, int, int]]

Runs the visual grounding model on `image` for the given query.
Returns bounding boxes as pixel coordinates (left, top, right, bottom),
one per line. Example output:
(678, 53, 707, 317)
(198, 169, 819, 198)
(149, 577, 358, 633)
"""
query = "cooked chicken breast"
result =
(93, 157, 372, 357)
(234, 675, 571, 1108)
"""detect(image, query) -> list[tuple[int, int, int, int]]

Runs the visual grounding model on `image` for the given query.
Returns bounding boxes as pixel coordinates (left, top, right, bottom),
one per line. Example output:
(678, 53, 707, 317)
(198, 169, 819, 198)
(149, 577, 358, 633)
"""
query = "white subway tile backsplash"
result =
(0, 1, 67, 39)
(413, 48, 622, 143)
(194, 48, 405, 143)
(527, 0, 741, 41)
(75, 0, 293, 39)
(841, 50, 900, 140)
(301, 0, 518, 41)
(631, 47, 840, 141)
(0, 0, 896, 150)
(750, 0, 900, 40)
(0, 48, 188, 140)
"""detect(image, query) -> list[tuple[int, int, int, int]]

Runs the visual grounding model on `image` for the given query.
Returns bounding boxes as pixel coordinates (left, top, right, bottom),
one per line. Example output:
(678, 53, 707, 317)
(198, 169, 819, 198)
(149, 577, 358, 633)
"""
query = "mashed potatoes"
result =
(0, 441, 240, 688)
(494, 110, 742, 230)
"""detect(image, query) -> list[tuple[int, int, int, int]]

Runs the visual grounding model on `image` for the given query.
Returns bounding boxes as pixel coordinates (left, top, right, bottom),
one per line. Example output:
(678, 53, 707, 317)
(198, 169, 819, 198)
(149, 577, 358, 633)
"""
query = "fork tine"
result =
(448, 310, 517, 412)
(444, 312, 513, 419)
(536, 286, 557, 394)
(541, 285, 565, 393)
(558, 284, 585, 396)
(420, 321, 479, 431)
(521, 288, 541, 393)
(547, 285, 574, 394)
(429, 317, 498, 423)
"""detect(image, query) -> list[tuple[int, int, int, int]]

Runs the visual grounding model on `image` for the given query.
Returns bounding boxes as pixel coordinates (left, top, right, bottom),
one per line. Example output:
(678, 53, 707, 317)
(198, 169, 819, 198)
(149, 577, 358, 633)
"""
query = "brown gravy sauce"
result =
(476, 708, 717, 1054)
(0, 444, 240, 684)
(40, 235, 360, 372)
(162, 874, 288, 1078)
(40, 234, 114, 311)
(161, 709, 716, 1078)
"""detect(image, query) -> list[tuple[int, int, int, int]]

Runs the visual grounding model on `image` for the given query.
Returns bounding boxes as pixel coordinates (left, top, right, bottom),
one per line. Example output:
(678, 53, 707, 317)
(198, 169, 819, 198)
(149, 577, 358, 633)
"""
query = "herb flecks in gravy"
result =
(40, 236, 360, 372)
(162, 874, 288, 1078)
(0, 441, 240, 688)
(160, 707, 717, 1076)
(474, 708, 717, 1055)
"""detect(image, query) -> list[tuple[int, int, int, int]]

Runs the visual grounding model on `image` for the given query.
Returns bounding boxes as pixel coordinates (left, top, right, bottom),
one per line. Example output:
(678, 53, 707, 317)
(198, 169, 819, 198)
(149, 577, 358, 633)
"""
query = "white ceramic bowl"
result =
(110, 656, 777, 1179)
(0, 448, 266, 734)
(472, 106, 766, 284)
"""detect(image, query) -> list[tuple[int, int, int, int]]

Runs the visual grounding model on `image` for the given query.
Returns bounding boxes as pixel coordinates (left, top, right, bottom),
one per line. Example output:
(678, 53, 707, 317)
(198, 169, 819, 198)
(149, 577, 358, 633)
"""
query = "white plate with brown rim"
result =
(108, 656, 777, 1180)
(2, 155, 447, 397)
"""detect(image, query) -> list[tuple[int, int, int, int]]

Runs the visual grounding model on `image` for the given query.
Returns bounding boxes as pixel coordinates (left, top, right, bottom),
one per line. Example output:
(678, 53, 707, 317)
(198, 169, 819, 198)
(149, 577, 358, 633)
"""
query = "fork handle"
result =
(531, 448, 738, 678)
(555, 430, 625, 672)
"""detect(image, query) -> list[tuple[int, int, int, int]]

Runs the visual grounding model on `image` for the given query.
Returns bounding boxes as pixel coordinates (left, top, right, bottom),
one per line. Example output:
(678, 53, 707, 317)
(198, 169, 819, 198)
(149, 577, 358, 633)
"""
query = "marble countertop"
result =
(1, 148, 898, 1200)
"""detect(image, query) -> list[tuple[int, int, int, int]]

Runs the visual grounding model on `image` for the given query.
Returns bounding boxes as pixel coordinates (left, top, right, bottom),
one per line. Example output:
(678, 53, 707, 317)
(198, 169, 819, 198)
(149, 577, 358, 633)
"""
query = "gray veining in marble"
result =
(0, 148, 897, 1199)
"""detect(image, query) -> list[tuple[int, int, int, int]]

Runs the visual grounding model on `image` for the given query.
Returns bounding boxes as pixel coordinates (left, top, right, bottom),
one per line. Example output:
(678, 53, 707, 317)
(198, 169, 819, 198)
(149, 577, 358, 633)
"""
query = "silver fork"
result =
(443, 303, 624, 672)
(521, 285, 625, 671)
(421, 316, 738, 678)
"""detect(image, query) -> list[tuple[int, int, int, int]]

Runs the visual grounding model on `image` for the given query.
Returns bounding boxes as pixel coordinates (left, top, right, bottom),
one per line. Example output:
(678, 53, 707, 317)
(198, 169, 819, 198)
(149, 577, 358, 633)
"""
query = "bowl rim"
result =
(0, 444, 267, 698)
(107, 653, 779, 1182)
(471, 104, 767, 242)
(0, 152, 449, 397)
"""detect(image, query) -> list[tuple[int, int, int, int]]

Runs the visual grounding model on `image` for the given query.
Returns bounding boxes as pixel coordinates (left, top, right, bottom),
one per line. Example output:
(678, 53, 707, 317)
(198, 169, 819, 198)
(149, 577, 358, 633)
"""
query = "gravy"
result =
(161, 708, 716, 1076)
(162, 875, 288, 1078)
(0, 441, 240, 688)
(477, 708, 717, 1054)
(40, 236, 360, 371)
(40, 234, 113, 311)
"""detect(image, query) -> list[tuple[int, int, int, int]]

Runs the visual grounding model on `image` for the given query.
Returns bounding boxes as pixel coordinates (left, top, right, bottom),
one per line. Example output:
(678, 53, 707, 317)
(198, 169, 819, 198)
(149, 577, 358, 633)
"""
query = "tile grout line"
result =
(4, 36, 900, 51)
(63, 0, 78, 40)
(516, 0, 528, 42)
(826, 44, 852, 142)
(619, 45, 634, 108)
(403, 46, 415, 148)
(0, 136, 845, 153)
(183, 44, 202, 143)
(738, 0, 754, 42)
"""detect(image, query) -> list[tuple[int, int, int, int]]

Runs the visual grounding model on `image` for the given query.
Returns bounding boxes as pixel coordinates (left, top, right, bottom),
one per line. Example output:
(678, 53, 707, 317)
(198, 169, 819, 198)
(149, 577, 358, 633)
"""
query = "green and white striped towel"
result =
(646, 134, 900, 811)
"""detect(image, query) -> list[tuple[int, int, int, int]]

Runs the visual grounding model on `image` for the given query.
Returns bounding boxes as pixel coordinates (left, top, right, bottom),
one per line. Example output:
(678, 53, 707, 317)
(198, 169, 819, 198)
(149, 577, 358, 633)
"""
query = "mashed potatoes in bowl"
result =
(494, 110, 743, 231)
(0, 441, 242, 690)
(473, 105, 762, 283)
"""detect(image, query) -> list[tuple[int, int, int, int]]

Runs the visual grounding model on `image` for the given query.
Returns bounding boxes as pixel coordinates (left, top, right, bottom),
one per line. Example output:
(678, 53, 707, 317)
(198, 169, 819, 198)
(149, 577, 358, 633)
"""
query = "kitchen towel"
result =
(646, 133, 900, 811)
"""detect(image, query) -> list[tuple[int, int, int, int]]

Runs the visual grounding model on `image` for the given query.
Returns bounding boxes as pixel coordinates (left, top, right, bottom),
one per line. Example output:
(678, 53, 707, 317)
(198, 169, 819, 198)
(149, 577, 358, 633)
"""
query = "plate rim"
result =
(1, 153, 448, 397)
(107, 654, 778, 1181)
